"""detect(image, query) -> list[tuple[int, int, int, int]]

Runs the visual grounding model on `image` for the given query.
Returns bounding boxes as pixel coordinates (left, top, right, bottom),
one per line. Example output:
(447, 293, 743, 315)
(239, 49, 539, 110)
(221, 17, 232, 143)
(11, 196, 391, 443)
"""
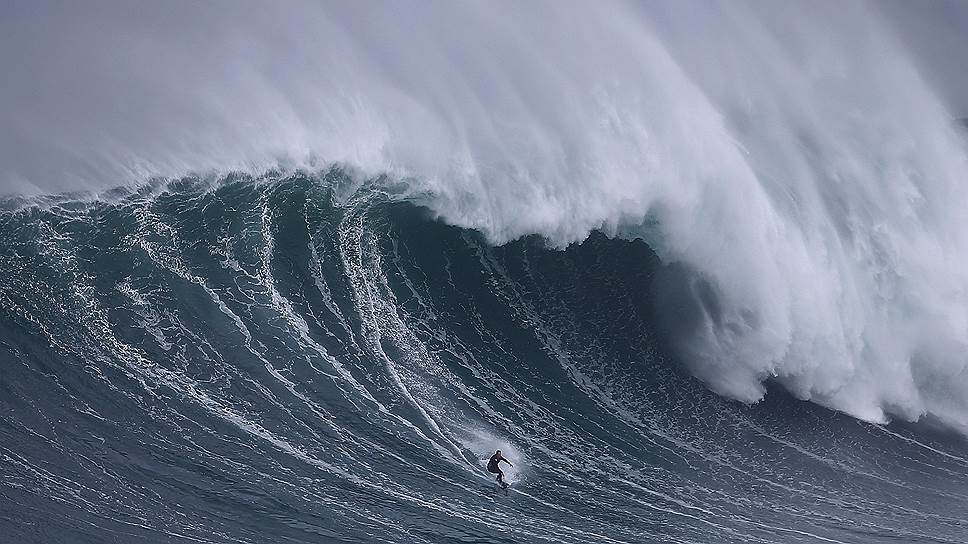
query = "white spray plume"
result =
(3, 1, 968, 429)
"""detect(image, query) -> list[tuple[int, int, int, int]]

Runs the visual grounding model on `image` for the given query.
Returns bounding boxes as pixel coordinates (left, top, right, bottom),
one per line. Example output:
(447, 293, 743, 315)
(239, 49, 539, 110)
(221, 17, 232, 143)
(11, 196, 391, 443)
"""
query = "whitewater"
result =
(2, 1, 968, 543)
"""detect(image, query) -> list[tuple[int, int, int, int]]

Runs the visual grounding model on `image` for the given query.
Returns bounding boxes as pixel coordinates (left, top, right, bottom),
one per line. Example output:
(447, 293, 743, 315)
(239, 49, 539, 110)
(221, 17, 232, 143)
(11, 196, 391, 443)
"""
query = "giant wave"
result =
(3, 1, 968, 541)
(4, 1, 968, 429)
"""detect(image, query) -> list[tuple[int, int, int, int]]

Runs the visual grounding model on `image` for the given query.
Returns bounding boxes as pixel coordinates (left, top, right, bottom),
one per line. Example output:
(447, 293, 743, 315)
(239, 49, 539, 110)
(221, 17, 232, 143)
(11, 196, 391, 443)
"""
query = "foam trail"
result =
(3, 1, 968, 429)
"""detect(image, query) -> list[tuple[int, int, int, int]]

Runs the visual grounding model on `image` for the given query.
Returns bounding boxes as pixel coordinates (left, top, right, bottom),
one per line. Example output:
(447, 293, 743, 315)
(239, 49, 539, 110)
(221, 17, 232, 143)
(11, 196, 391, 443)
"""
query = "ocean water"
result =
(1, 173, 965, 543)
(5, 1, 968, 542)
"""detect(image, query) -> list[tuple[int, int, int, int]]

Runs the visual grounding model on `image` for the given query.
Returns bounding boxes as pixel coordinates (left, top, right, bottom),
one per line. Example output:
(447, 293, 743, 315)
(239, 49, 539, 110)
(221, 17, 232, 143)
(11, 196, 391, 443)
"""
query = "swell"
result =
(0, 173, 966, 543)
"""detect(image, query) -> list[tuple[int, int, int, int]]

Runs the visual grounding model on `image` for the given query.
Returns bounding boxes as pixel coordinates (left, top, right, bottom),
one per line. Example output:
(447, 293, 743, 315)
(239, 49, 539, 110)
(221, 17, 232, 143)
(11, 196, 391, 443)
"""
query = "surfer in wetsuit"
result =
(487, 450, 512, 486)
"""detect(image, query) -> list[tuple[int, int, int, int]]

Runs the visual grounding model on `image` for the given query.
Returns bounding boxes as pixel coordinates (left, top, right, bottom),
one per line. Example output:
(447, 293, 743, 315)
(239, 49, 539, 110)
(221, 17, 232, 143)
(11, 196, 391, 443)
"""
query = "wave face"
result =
(1, 174, 967, 543)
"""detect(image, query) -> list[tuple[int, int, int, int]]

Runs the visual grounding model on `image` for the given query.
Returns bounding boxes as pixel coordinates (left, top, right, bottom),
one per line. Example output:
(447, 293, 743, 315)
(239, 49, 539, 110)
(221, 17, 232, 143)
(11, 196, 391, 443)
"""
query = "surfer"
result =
(487, 450, 513, 487)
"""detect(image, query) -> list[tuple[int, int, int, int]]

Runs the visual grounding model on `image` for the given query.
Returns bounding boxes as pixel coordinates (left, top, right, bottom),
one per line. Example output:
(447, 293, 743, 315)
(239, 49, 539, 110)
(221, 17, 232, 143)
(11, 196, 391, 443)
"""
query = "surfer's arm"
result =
(501, 458, 513, 466)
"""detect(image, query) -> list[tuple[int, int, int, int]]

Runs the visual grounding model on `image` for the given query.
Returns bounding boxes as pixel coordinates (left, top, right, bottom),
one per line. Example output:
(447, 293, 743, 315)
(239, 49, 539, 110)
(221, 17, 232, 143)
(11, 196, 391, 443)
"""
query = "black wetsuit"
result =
(487, 454, 505, 483)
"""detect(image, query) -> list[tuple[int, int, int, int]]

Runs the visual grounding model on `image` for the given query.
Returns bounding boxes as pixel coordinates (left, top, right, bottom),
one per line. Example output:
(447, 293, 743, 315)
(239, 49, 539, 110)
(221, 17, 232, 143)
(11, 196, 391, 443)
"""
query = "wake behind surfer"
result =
(487, 450, 512, 487)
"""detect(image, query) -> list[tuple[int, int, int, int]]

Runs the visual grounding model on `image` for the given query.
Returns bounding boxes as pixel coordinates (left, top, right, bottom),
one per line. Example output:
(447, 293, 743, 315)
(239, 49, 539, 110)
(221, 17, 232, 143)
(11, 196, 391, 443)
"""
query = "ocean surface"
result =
(5, 3, 968, 540)
(2, 172, 966, 544)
